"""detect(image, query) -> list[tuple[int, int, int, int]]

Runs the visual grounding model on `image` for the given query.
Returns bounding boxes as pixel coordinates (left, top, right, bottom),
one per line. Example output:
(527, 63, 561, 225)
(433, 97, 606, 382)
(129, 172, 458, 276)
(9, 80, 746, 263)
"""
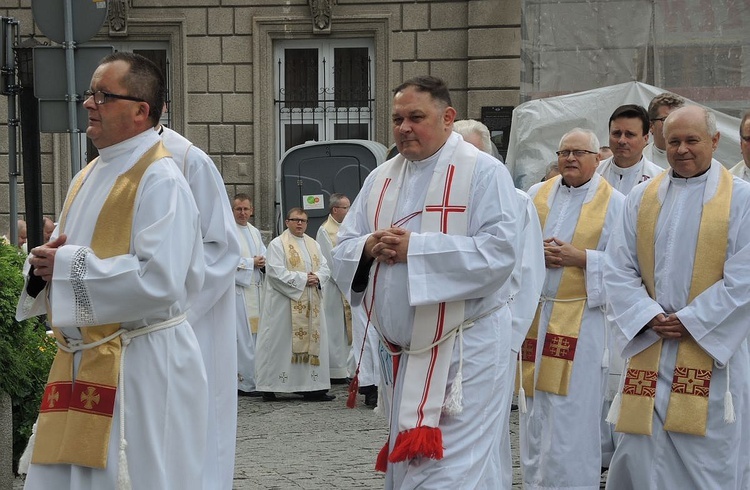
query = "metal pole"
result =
(63, 0, 81, 175)
(4, 18, 19, 248)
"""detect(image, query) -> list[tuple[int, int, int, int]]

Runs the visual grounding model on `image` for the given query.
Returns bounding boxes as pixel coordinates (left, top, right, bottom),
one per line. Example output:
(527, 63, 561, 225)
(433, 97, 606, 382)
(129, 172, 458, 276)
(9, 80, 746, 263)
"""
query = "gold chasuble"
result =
(518, 175, 612, 397)
(280, 230, 323, 365)
(33, 141, 170, 468)
(615, 167, 732, 436)
(321, 216, 352, 343)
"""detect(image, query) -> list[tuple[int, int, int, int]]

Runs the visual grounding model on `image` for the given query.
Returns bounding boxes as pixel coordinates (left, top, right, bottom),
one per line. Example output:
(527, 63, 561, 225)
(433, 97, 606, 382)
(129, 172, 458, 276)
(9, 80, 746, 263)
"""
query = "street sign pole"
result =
(63, 0, 81, 175)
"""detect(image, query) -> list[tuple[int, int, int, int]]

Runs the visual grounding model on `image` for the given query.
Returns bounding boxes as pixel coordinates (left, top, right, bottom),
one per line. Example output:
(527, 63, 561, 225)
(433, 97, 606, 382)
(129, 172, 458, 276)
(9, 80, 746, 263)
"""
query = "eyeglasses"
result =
(333, 206, 349, 210)
(83, 90, 146, 105)
(741, 135, 750, 143)
(286, 218, 308, 223)
(555, 149, 598, 158)
(650, 117, 667, 122)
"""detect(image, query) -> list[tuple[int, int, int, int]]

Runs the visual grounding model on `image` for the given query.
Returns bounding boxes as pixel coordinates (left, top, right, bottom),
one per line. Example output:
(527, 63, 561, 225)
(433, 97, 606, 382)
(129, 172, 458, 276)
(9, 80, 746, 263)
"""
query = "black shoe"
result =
(364, 390, 378, 407)
(302, 392, 336, 402)
(330, 377, 351, 385)
(261, 392, 277, 402)
(238, 390, 263, 397)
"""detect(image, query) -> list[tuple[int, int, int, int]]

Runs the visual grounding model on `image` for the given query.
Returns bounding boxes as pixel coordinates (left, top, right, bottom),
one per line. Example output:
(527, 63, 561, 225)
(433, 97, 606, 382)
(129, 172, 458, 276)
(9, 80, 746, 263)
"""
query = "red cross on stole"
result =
(424, 164, 467, 233)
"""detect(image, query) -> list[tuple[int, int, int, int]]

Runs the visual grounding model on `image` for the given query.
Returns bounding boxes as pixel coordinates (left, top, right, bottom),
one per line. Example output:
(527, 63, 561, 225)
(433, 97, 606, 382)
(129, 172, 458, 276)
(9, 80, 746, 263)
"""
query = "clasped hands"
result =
(647, 313, 689, 340)
(544, 237, 586, 269)
(364, 227, 410, 265)
(306, 272, 320, 288)
(29, 234, 67, 282)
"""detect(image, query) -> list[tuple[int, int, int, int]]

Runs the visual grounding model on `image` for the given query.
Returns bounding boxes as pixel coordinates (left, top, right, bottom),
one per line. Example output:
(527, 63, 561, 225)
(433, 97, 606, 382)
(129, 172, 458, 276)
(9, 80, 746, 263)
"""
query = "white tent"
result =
(506, 81, 743, 190)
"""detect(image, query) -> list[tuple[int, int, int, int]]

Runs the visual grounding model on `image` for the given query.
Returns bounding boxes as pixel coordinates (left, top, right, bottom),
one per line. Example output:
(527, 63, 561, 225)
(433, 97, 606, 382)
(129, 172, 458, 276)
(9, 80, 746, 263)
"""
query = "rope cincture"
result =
(54, 314, 187, 489)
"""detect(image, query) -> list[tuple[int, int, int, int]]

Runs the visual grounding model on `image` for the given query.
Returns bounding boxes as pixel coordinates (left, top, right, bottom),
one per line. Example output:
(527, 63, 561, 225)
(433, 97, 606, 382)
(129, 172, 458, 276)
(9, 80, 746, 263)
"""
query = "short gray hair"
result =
(453, 119, 492, 154)
(558, 128, 600, 152)
(329, 193, 348, 211)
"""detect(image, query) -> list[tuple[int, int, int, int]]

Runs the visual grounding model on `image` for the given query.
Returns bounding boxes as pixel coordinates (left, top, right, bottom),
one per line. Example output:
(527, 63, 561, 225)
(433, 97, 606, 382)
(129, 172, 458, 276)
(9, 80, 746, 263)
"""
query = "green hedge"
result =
(0, 239, 56, 472)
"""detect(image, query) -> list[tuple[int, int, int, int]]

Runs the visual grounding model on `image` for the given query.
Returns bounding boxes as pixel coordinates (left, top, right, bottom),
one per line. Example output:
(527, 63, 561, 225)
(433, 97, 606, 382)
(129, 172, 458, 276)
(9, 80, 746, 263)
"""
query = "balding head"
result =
(663, 105, 719, 178)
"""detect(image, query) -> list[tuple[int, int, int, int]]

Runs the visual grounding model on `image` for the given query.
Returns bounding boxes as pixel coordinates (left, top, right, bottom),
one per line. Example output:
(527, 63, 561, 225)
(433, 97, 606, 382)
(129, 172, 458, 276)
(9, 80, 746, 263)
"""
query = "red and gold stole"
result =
(33, 141, 170, 468)
(321, 215, 352, 343)
(615, 166, 732, 436)
(280, 229, 323, 365)
(365, 135, 477, 466)
(517, 175, 612, 397)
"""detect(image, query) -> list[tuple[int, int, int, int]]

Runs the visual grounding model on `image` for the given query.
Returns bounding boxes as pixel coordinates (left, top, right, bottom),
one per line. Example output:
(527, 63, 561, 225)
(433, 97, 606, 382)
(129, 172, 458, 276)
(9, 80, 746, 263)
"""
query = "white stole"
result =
(365, 135, 477, 463)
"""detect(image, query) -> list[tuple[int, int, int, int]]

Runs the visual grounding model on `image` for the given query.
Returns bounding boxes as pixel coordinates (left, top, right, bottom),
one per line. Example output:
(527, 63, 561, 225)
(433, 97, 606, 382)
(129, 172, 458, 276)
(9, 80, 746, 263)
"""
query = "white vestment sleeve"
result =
(331, 176, 375, 306)
(48, 164, 205, 328)
(604, 191, 673, 358)
(674, 202, 750, 365)
(509, 192, 545, 353)
(235, 260, 253, 287)
(182, 146, 240, 325)
(406, 160, 518, 306)
(316, 225, 338, 290)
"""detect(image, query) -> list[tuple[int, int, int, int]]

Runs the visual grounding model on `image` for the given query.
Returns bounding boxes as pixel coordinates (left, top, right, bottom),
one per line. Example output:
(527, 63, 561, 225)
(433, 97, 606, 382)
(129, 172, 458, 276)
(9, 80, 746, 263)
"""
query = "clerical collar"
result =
(560, 177, 592, 189)
(408, 143, 446, 167)
(671, 165, 710, 180)
(611, 155, 644, 172)
(97, 129, 158, 166)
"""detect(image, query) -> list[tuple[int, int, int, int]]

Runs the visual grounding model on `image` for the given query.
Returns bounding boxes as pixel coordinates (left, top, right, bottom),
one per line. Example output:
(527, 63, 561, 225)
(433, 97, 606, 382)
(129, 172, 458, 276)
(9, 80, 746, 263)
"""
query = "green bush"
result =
(0, 239, 56, 472)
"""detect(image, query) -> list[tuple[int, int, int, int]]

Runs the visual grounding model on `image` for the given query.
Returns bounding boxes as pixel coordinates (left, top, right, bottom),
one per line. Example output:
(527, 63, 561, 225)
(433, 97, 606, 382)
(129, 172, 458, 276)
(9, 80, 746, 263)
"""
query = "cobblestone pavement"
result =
(232, 383, 524, 489)
(14, 383, 526, 489)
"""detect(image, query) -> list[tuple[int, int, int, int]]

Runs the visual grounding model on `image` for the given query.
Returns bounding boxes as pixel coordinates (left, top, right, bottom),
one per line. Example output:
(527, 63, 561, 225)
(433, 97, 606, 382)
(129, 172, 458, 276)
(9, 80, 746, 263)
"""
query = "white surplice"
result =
(642, 142, 669, 169)
(330, 133, 520, 489)
(255, 233, 332, 393)
(500, 189, 545, 490)
(160, 126, 240, 490)
(316, 218, 352, 379)
(603, 162, 750, 490)
(235, 222, 265, 392)
(597, 155, 664, 196)
(17, 130, 208, 490)
(729, 160, 750, 182)
(521, 173, 625, 490)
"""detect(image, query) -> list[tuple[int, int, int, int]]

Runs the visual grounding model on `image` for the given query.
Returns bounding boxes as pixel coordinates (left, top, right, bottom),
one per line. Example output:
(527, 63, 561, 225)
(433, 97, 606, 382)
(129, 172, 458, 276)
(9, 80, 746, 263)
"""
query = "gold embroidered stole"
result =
(34, 141, 170, 468)
(519, 176, 612, 397)
(280, 230, 323, 365)
(321, 215, 352, 343)
(616, 167, 732, 436)
(238, 224, 263, 334)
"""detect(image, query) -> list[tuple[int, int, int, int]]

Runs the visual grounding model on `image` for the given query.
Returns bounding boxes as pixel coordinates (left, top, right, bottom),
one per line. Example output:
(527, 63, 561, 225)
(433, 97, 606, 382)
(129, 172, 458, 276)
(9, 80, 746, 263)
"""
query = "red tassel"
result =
(388, 427, 444, 463)
(346, 374, 360, 409)
(375, 441, 389, 472)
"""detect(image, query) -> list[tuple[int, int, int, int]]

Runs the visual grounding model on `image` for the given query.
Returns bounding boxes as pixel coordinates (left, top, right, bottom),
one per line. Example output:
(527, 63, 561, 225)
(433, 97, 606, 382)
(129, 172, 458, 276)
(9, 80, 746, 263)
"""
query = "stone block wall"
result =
(0, 0, 521, 235)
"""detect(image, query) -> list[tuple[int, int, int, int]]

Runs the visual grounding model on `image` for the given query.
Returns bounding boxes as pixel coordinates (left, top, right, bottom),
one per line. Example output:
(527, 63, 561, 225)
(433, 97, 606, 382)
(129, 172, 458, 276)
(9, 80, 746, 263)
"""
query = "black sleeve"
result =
(26, 266, 46, 298)
(352, 254, 374, 293)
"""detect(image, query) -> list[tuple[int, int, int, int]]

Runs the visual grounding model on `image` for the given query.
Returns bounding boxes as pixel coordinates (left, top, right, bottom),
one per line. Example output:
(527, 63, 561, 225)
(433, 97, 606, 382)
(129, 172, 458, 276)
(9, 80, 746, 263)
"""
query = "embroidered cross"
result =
(293, 301, 306, 315)
(310, 371, 319, 381)
(672, 367, 711, 396)
(279, 372, 288, 383)
(547, 336, 570, 358)
(80, 386, 100, 410)
(294, 328, 306, 340)
(623, 369, 657, 397)
(521, 339, 536, 363)
(47, 386, 60, 408)
(311, 330, 320, 343)
(424, 164, 467, 233)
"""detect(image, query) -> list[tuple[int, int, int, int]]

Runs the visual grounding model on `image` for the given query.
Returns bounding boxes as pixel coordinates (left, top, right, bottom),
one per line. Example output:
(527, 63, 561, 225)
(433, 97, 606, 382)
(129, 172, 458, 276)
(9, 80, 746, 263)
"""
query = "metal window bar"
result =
(275, 54, 374, 159)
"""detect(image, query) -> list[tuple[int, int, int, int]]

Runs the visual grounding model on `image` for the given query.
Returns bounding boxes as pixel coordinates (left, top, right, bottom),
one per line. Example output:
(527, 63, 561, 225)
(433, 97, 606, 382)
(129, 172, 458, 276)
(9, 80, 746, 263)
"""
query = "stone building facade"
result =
(0, 0, 521, 236)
